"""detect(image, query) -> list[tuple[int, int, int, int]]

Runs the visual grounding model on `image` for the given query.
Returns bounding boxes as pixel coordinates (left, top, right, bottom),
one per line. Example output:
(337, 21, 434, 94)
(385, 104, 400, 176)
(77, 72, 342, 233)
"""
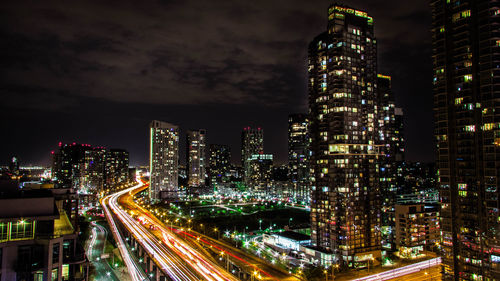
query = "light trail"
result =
(86, 223, 98, 259)
(351, 257, 442, 281)
(104, 184, 199, 281)
(104, 181, 237, 281)
(102, 187, 147, 281)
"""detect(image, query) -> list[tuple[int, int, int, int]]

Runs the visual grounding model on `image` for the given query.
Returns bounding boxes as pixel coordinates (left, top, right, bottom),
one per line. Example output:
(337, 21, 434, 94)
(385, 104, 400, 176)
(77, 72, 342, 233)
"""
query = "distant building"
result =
(208, 144, 231, 186)
(247, 154, 273, 189)
(186, 129, 207, 187)
(104, 149, 130, 189)
(8, 156, 19, 175)
(241, 127, 264, 185)
(81, 147, 106, 193)
(52, 143, 96, 192)
(288, 114, 310, 200)
(395, 204, 440, 258)
(377, 74, 402, 252)
(149, 120, 179, 202)
(52, 143, 130, 194)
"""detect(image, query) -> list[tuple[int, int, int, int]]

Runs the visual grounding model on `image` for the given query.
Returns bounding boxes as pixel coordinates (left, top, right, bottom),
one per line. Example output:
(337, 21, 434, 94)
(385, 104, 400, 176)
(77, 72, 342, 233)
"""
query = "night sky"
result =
(0, 0, 433, 166)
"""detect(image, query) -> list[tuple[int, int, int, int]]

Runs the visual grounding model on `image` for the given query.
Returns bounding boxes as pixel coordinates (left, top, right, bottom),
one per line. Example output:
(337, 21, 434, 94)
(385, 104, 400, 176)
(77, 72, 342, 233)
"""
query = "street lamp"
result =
(214, 227, 219, 239)
(259, 219, 263, 231)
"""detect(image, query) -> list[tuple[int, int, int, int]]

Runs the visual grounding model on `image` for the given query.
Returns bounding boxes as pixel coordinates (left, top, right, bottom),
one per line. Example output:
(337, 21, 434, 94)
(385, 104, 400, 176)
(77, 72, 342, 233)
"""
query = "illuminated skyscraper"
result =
(104, 149, 129, 189)
(241, 127, 264, 185)
(308, 4, 385, 267)
(288, 114, 310, 200)
(149, 120, 179, 202)
(186, 129, 206, 187)
(247, 154, 273, 190)
(208, 144, 231, 186)
(431, 0, 500, 279)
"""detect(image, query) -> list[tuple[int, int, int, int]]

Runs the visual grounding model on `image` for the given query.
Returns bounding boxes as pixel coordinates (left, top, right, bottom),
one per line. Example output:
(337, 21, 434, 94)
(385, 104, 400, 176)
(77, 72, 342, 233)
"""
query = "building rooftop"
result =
(276, 231, 310, 242)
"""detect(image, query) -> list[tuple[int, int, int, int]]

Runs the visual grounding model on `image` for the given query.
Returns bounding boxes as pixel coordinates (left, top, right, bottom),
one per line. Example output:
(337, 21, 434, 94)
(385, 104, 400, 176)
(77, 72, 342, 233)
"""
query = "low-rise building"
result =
(0, 185, 87, 281)
(395, 203, 440, 258)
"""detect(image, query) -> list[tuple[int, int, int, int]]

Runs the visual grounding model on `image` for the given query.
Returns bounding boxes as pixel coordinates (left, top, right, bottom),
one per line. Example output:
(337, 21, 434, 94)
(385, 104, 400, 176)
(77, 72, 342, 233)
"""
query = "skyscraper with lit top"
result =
(308, 4, 387, 268)
(431, 0, 500, 279)
(149, 120, 179, 202)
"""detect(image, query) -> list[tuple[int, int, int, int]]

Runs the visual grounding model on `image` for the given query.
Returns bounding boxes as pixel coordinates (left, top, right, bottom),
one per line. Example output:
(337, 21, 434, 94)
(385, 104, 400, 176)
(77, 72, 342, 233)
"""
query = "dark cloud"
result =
(0, 0, 433, 165)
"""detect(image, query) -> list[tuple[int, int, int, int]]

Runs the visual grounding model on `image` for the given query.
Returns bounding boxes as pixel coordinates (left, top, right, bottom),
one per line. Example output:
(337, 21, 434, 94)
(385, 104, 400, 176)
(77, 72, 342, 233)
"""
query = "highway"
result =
(350, 257, 441, 281)
(121, 182, 301, 281)
(104, 180, 239, 281)
(102, 188, 147, 281)
(86, 221, 127, 281)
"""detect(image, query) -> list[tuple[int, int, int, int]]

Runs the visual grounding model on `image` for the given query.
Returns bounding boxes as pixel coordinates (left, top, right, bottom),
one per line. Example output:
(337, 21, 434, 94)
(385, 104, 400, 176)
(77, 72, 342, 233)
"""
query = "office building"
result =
(149, 120, 179, 202)
(186, 129, 207, 187)
(308, 4, 386, 267)
(241, 127, 264, 185)
(431, 0, 500, 279)
(80, 147, 106, 193)
(208, 144, 231, 186)
(105, 149, 130, 189)
(247, 154, 273, 189)
(288, 114, 310, 200)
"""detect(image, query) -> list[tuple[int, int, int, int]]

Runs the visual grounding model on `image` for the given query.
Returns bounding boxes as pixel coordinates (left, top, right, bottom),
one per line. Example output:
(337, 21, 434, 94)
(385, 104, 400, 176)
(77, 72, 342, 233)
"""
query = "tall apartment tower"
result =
(241, 127, 264, 185)
(431, 1, 500, 279)
(288, 114, 310, 200)
(376, 74, 401, 251)
(105, 149, 130, 189)
(149, 120, 179, 202)
(208, 144, 231, 185)
(186, 129, 206, 187)
(308, 4, 385, 267)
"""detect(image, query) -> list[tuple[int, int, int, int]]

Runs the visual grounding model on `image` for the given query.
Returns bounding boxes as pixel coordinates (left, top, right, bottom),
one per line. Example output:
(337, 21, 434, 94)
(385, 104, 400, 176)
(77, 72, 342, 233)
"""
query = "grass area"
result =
(151, 200, 310, 234)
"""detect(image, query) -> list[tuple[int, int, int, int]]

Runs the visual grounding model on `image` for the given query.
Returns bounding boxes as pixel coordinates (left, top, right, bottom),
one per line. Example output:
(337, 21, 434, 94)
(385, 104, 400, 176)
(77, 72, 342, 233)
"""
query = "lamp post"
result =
(259, 219, 263, 231)
(332, 264, 339, 280)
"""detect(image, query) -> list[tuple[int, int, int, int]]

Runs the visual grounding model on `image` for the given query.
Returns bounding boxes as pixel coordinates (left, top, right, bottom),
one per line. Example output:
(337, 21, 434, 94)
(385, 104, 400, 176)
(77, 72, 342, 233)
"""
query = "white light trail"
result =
(351, 257, 442, 281)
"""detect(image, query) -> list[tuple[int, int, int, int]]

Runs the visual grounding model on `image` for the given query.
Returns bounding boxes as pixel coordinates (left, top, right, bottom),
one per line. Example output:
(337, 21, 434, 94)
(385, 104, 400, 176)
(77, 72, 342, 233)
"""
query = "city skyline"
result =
(1, 1, 498, 280)
(1, 0, 433, 167)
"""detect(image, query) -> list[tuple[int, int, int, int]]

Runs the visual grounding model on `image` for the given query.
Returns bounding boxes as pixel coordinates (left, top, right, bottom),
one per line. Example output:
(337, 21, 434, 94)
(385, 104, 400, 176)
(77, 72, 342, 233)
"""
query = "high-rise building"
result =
(247, 154, 273, 189)
(431, 1, 500, 279)
(105, 149, 130, 189)
(8, 156, 19, 175)
(52, 143, 93, 191)
(308, 4, 387, 267)
(149, 120, 179, 202)
(376, 74, 401, 252)
(241, 127, 264, 185)
(288, 114, 310, 200)
(208, 144, 231, 186)
(186, 129, 206, 187)
(81, 147, 106, 193)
